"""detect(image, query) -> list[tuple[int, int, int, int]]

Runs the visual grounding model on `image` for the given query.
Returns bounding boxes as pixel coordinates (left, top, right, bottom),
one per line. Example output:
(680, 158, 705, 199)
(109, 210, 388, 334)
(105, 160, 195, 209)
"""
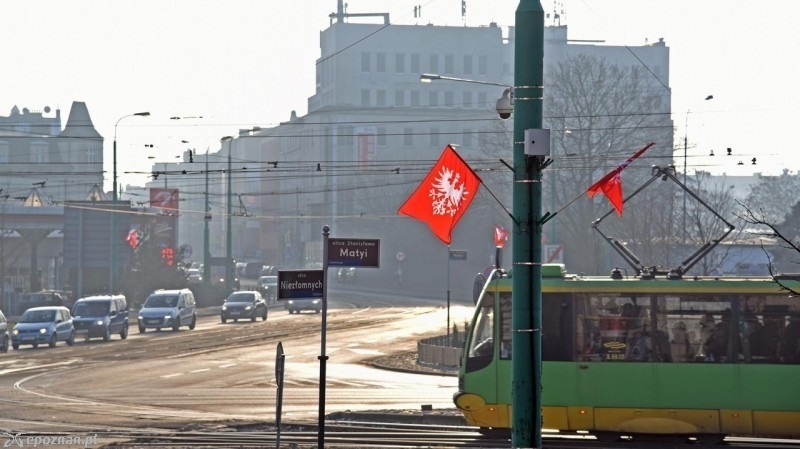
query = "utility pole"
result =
(511, 1, 545, 448)
(203, 150, 211, 285)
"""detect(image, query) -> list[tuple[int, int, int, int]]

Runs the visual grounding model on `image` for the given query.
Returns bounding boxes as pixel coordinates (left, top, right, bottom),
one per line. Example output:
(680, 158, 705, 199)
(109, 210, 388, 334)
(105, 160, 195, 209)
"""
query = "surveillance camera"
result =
(495, 88, 513, 119)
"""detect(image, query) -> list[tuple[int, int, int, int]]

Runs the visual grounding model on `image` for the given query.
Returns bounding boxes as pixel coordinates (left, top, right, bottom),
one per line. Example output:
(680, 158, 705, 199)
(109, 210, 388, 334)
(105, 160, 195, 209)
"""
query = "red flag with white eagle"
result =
(398, 145, 481, 245)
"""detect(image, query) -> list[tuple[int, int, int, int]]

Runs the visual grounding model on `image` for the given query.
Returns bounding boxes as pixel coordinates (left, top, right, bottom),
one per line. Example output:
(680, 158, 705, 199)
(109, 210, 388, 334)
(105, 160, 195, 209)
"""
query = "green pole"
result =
(512, 1, 544, 448)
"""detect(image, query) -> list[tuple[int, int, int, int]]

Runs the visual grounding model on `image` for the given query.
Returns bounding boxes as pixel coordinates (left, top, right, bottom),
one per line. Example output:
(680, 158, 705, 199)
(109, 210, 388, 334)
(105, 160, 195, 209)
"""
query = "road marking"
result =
(161, 373, 183, 378)
(190, 368, 210, 373)
(218, 363, 236, 368)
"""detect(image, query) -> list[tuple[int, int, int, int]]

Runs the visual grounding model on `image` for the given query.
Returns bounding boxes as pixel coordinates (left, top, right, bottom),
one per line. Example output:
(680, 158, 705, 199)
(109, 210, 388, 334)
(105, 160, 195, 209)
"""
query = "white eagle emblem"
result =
(427, 165, 470, 216)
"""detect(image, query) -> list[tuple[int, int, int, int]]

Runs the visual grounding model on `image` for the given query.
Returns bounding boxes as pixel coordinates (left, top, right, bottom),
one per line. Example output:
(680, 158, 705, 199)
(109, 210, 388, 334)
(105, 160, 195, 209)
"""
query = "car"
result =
(71, 295, 129, 342)
(258, 275, 278, 303)
(337, 267, 357, 284)
(221, 291, 267, 323)
(137, 289, 197, 333)
(186, 268, 203, 284)
(11, 306, 75, 349)
(13, 290, 66, 316)
(285, 298, 322, 314)
(0, 310, 9, 353)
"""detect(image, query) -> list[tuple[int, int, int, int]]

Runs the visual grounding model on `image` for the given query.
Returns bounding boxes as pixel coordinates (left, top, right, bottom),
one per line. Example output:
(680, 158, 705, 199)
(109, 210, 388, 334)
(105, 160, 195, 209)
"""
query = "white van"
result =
(137, 289, 196, 332)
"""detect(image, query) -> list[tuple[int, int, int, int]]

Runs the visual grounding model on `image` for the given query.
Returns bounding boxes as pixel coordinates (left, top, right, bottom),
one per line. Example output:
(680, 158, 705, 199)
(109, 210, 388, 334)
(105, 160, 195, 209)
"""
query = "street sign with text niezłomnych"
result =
(277, 270, 324, 299)
(327, 238, 380, 267)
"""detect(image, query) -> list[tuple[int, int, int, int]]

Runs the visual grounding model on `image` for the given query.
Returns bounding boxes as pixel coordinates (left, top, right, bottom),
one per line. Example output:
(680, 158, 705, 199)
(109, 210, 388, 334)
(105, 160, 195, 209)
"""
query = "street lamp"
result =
(113, 112, 150, 201)
(111, 111, 149, 294)
(682, 95, 713, 242)
(221, 136, 234, 292)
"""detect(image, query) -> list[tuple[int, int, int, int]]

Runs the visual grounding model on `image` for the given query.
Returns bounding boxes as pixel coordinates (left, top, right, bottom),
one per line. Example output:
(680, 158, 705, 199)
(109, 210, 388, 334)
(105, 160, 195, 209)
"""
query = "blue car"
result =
(12, 306, 75, 349)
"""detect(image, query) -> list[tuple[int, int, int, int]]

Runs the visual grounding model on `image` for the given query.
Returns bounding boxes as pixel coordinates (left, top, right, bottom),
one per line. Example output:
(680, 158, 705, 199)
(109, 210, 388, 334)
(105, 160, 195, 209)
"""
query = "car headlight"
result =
(12, 329, 18, 335)
(245, 305, 252, 311)
(221, 305, 227, 311)
(138, 316, 143, 320)
(164, 314, 172, 320)
(39, 328, 48, 334)
(96, 320, 105, 326)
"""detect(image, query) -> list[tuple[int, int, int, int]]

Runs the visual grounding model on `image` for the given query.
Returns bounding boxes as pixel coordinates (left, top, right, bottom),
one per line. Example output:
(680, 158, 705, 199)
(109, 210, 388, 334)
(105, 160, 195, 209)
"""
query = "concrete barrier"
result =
(417, 335, 463, 368)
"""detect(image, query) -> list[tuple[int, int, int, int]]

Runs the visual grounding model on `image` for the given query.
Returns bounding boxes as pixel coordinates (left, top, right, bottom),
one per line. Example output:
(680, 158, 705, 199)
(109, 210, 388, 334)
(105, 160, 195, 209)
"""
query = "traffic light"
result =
(160, 246, 175, 266)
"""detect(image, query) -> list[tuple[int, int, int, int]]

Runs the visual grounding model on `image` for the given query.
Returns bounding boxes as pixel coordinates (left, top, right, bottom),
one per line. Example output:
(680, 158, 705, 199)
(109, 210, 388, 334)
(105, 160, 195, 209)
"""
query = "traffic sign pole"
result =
(318, 225, 330, 449)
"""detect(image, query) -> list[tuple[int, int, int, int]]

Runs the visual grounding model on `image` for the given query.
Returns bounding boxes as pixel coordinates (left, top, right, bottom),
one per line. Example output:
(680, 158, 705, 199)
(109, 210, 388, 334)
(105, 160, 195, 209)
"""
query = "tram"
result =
(454, 264, 800, 442)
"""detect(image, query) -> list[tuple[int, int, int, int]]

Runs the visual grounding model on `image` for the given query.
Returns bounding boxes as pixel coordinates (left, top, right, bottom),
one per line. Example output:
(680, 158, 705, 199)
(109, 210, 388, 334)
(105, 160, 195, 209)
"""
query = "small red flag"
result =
(587, 142, 654, 216)
(494, 225, 508, 248)
(398, 145, 481, 245)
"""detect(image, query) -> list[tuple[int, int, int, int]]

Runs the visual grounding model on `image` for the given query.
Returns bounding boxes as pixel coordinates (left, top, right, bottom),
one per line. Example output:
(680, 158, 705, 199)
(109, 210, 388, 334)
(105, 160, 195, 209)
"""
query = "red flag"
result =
(398, 145, 481, 245)
(494, 225, 508, 248)
(587, 142, 655, 216)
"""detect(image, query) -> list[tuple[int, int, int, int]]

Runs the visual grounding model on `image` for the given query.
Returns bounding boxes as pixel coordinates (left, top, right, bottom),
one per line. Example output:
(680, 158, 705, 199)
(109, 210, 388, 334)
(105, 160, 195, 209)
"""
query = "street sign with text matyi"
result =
(327, 238, 380, 267)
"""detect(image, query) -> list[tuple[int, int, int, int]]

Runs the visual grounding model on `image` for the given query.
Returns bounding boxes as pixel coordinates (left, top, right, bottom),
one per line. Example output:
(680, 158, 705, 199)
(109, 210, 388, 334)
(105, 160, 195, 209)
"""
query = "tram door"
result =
(497, 292, 514, 421)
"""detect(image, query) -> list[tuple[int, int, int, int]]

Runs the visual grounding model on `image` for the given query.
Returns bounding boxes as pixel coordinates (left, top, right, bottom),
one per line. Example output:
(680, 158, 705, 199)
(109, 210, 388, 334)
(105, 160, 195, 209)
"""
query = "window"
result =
(403, 128, 413, 147)
(360, 89, 371, 107)
(376, 90, 386, 107)
(410, 53, 420, 73)
(0, 142, 9, 163)
(410, 90, 420, 107)
(463, 55, 473, 75)
(478, 55, 488, 75)
(428, 91, 438, 107)
(395, 53, 405, 73)
(31, 142, 49, 163)
(462, 91, 473, 109)
(444, 54, 454, 74)
(430, 128, 440, 147)
(428, 54, 439, 73)
(86, 149, 100, 164)
(377, 127, 387, 147)
(478, 92, 488, 108)
(361, 52, 371, 72)
(444, 91, 454, 107)
(462, 130, 474, 148)
(376, 53, 386, 73)
(394, 90, 405, 107)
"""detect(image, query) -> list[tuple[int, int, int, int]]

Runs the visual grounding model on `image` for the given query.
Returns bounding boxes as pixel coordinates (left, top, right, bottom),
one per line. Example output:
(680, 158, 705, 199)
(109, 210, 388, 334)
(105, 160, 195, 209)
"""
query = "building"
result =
(170, 3, 674, 298)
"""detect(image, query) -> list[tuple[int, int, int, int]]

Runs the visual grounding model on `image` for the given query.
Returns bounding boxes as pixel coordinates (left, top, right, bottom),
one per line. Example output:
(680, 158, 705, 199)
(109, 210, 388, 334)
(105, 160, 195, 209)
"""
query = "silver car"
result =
(137, 289, 196, 332)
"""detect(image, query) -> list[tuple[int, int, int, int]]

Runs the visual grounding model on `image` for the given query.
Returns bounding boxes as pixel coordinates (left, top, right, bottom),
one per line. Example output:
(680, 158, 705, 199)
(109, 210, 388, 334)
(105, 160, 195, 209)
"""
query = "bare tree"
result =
(737, 200, 800, 295)
(744, 169, 800, 224)
(543, 54, 672, 274)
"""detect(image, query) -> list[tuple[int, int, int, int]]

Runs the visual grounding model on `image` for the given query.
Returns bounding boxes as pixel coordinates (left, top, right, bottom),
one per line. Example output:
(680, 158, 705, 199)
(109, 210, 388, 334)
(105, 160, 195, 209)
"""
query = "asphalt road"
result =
(0, 290, 473, 441)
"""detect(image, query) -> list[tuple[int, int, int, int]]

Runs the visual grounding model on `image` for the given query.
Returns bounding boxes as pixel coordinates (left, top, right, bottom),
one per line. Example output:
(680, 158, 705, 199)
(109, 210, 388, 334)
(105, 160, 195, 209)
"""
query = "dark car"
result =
(221, 291, 267, 323)
(13, 290, 65, 316)
(11, 306, 75, 349)
(0, 310, 9, 353)
(285, 298, 322, 314)
(71, 295, 129, 342)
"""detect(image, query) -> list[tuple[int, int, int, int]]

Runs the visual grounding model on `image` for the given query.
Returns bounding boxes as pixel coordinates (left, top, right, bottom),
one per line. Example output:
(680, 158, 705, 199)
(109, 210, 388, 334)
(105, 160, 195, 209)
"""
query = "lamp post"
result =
(221, 136, 234, 292)
(113, 112, 150, 201)
(203, 149, 211, 285)
(682, 94, 713, 243)
(111, 112, 149, 294)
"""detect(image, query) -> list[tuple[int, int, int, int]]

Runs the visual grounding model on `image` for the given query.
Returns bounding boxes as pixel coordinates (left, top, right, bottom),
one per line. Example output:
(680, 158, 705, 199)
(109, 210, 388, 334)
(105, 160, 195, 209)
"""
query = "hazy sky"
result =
(2, 0, 797, 189)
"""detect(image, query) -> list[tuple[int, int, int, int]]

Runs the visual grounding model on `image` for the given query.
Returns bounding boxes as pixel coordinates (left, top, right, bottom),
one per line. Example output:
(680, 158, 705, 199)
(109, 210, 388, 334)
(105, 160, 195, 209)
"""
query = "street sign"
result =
(277, 269, 324, 299)
(449, 250, 468, 261)
(327, 238, 380, 267)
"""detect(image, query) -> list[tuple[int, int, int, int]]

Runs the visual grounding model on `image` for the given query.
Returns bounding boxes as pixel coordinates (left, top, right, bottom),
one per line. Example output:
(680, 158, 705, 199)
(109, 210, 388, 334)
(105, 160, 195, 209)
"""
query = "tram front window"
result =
(468, 299, 494, 359)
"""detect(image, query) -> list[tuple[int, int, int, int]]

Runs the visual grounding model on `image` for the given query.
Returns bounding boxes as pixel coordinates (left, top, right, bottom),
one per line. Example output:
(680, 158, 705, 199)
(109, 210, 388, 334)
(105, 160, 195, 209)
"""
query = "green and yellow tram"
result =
(454, 264, 800, 442)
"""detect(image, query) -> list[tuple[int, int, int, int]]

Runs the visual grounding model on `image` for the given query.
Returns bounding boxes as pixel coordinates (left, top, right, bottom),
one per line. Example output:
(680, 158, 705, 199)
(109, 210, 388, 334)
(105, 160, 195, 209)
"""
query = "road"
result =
(0, 288, 473, 437)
